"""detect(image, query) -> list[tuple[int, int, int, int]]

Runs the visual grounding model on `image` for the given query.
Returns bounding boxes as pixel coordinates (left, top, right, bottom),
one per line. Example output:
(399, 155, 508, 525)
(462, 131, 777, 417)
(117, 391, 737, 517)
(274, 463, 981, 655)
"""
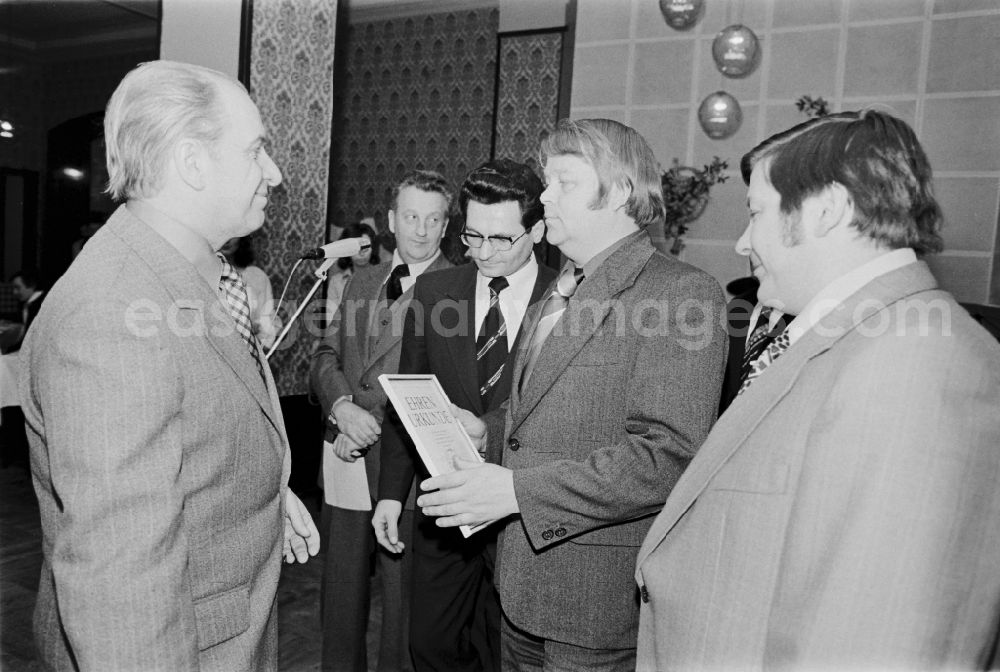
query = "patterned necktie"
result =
(520, 265, 585, 390)
(740, 307, 777, 383)
(737, 329, 791, 396)
(386, 264, 410, 303)
(217, 254, 266, 381)
(476, 276, 509, 403)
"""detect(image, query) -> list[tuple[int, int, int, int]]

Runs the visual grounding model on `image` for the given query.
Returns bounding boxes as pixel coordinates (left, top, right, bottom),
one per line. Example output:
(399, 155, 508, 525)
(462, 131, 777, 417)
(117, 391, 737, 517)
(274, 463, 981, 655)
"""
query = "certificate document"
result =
(378, 373, 486, 537)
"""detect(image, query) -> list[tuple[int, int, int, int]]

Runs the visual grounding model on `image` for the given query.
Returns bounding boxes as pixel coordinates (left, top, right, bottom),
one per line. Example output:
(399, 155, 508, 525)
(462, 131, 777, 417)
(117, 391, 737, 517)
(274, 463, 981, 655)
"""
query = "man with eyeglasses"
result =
(310, 169, 455, 672)
(373, 159, 557, 672)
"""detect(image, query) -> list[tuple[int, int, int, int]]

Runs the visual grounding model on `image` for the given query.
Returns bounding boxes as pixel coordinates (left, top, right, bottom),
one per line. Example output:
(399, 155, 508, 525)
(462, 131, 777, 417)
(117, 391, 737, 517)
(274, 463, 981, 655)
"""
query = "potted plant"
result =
(662, 156, 729, 255)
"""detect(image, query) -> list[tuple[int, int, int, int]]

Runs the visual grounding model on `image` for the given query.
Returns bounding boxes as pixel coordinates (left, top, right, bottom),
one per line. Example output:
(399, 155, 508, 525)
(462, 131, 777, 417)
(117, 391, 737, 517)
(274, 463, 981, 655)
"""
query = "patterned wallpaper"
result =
(328, 7, 500, 228)
(493, 31, 563, 173)
(250, 0, 337, 395)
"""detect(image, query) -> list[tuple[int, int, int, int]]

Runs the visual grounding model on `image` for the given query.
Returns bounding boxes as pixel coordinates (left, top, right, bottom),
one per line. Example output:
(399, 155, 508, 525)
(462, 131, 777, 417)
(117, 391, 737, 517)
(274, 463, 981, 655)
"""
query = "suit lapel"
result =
(111, 209, 283, 438)
(491, 264, 554, 413)
(442, 264, 483, 413)
(510, 235, 654, 433)
(636, 261, 941, 566)
(366, 255, 452, 367)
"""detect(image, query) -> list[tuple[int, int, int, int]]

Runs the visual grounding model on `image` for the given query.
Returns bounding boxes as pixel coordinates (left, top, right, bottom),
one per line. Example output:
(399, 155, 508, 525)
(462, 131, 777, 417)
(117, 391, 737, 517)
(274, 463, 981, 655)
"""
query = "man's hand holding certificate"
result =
(416, 406, 519, 529)
(379, 374, 514, 537)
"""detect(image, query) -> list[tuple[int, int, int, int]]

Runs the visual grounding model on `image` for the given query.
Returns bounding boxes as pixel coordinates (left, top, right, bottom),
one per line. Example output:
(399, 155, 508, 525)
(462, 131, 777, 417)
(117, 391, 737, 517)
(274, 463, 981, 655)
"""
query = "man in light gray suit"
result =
(21, 60, 319, 672)
(636, 111, 1000, 670)
(416, 119, 727, 670)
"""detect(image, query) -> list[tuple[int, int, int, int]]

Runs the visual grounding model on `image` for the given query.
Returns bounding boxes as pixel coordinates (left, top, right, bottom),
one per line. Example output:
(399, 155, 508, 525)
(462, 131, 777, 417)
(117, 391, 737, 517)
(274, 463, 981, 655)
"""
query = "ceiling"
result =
(0, 0, 159, 51)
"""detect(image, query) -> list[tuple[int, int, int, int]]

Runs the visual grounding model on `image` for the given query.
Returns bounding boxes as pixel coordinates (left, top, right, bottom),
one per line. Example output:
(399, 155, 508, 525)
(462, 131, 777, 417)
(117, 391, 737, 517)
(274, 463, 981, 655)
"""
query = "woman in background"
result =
(220, 236, 281, 349)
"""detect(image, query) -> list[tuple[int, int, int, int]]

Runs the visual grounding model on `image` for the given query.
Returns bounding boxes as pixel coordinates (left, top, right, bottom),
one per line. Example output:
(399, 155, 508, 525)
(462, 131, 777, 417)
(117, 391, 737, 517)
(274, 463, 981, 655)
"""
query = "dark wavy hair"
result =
(337, 221, 380, 271)
(459, 159, 544, 230)
(741, 109, 943, 255)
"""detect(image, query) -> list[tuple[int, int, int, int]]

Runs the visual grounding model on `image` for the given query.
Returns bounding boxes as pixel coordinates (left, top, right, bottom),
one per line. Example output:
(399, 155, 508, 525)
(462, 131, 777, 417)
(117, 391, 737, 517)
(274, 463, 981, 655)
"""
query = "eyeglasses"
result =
(460, 230, 529, 252)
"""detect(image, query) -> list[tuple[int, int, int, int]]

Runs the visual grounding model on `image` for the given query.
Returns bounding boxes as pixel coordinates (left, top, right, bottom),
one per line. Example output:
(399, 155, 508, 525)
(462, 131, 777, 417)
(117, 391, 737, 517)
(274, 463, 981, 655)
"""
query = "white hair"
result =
(104, 60, 238, 201)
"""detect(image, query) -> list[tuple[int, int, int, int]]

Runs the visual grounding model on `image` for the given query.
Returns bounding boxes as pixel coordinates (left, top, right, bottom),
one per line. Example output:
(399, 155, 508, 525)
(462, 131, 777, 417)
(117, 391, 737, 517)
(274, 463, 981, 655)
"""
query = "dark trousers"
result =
(500, 612, 636, 672)
(409, 508, 501, 672)
(320, 504, 414, 672)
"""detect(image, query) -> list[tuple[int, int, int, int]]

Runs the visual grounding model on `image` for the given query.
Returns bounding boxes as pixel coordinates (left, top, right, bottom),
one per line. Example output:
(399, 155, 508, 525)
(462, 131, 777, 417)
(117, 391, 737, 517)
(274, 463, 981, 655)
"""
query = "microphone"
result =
(300, 237, 371, 260)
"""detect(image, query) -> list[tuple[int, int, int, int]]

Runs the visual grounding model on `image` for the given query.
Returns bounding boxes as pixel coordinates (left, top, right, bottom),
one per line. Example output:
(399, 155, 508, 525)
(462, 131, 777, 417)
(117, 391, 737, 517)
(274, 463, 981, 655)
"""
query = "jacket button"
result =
(640, 585, 650, 603)
(360, 383, 371, 391)
(541, 529, 554, 541)
(508, 437, 520, 451)
(554, 527, 566, 537)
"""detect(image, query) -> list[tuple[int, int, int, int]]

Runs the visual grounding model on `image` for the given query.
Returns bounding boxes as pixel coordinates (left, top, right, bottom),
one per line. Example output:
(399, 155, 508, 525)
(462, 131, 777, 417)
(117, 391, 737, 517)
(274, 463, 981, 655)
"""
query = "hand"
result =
(332, 400, 381, 447)
(452, 404, 487, 457)
(332, 433, 367, 462)
(417, 460, 518, 528)
(283, 490, 320, 563)
(371, 499, 405, 553)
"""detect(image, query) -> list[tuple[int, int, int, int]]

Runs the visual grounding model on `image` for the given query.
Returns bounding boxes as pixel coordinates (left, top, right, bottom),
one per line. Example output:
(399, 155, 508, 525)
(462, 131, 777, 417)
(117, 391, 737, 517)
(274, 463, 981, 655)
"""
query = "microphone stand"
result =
(264, 257, 336, 360)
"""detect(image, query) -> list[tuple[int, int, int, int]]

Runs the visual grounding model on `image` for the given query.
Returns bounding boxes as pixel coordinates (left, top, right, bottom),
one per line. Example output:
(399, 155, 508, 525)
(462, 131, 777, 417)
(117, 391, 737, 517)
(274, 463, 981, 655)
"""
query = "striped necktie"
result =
(737, 329, 791, 396)
(217, 254, 266, 381)
(520, 265, 584, 390)
(476, 276, 509, 404)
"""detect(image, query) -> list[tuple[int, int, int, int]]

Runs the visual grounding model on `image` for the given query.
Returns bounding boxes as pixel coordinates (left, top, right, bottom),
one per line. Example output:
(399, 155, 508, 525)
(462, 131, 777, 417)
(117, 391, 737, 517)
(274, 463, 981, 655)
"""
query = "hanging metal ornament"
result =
(658, 0, 705, 31)
(712, 24, 761, 78)
(698, 91, 743, 139)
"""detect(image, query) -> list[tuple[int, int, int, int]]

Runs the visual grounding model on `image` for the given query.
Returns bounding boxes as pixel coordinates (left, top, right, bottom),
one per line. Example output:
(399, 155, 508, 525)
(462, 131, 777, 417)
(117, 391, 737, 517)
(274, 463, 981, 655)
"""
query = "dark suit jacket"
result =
(486, 231, 727, 649)
(310, 255, 453, 509)
(378, 261, 557, 503)
(22, 205, 290, 670)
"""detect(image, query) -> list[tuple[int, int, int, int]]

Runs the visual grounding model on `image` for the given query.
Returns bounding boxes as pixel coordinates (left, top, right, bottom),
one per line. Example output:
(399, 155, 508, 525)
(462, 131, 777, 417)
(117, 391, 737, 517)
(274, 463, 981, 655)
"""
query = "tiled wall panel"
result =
(571, 0, 1000, 303)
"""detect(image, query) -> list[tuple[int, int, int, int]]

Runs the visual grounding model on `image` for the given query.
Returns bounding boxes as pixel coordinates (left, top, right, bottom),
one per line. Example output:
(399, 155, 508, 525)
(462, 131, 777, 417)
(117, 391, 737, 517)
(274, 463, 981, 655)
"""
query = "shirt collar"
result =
(390, 250, 440, 280)
(787, 248, 918, 344)
(476, 253, 538, 293)
(126, 201, 221, 288)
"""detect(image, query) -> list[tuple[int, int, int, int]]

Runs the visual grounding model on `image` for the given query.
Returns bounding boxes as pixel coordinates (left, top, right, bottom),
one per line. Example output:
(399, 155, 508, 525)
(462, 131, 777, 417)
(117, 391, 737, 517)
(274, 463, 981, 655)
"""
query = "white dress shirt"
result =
(386, 250, 441, 294)
(473, 255, 540, 351)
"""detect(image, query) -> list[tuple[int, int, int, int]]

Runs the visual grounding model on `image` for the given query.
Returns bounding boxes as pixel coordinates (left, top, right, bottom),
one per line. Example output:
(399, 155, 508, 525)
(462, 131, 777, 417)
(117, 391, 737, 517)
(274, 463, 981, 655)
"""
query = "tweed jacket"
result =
(636, 261, 1000, 670)
(310, 254, 453, 509)
(489, 230, 727, 649)
(22, 205, 290, 671)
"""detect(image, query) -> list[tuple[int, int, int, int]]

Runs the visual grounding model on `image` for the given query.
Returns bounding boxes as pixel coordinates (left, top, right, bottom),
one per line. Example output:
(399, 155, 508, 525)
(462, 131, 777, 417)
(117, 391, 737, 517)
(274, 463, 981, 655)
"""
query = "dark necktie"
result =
(386, 264, 410, 303)
(520, 265, 584, 390)
(476, 276, 509, 404)
(217, 254, 266, 381)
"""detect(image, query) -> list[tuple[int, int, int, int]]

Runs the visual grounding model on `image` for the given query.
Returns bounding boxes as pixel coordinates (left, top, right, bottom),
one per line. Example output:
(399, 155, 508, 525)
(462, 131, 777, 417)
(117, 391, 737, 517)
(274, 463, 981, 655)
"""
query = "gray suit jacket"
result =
(635, 261, 1000, 670)
(21, 205, 290, 671)
(310, 255, 453, 509)
(490, 231, 727, 649)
